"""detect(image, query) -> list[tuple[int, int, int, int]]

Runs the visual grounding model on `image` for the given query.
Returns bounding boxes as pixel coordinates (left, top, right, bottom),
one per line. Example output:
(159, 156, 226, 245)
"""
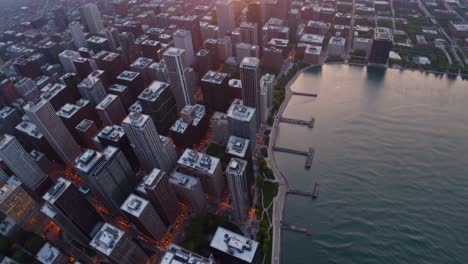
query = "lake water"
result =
(277, 65, 468, 264)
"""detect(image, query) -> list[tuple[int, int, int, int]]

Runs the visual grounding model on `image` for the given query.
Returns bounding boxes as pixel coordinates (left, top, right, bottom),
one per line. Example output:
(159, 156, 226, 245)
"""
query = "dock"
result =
(272, 146, 308, 156)
(281, 222, 313, 235)
(287, 182, 320, 199)
(305, 147, 315, 168)
(292, 92, 318, 97)
(279, 117, 315, 128)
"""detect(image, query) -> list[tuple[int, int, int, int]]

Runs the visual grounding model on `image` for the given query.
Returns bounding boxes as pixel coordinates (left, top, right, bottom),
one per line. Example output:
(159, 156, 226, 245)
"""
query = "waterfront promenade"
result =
(268, 65, 315, 264)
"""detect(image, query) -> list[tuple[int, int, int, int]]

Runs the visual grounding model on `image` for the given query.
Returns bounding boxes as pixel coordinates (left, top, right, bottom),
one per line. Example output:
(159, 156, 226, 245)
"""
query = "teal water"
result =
(278, 65, 468, 264)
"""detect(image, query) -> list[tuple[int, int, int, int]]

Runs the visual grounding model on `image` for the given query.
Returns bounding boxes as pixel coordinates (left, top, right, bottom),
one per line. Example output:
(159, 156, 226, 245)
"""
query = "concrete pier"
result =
(279, 117, 315, 128)
(292, 91, 318, 97)
(281, 222, 313, 235)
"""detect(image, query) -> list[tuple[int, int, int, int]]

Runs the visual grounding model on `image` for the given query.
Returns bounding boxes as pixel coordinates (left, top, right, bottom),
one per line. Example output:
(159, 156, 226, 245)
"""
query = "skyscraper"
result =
(90, 223, 149, 264)
(369, 27, 393, 65)
(240, 22, 259, 45)
(122, 112, 177, 173)
(227, 99, 258, 152)
(216, 0, 236, 36)
(173, 29, 195, 66)
(79, 3, 104, 34)
(77, 75, 107, 106)
(136, 168, 180, 225)
(58, 50, 81, 73)
(240, 57, 260, 109)
(0, 177, 50, 235)
(96, 94, 127, 126)
(161, 244, 215, 264)
(169, 172, 207, 215)
(0, 134, 48, 192)
(177, 149, 224, 199)
(259, 74, 275, 124)
(75, 147, 135, 212)
(201, 71, 231, 113)
(42, 178, 102, 245)
(120, 193, 167, 240)
(24, 97, 82, 166)
(226, 158, 249, 222)
(137, 81, 178, 135)
(163, 47, 194, 111)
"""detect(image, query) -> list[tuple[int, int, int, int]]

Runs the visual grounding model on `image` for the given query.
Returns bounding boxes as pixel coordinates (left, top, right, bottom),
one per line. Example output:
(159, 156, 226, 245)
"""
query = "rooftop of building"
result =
(329, 36, 346, 45)
(59, 50, 80, 59)
(240, 22, 257, 29)
(227, 99, 256, 122)
(307, 20, 330, 28)
(210, 226, 259, 263)
(122, 112, 150, 128)
(138, 81, 169, 102)
(164, 47, 184, 56)
(201, 71, 228, 84)
(226, 136, 250, 158)
(268, 38, 289, 48)
(76, 119, 94, 131)
(375, 27, 393, 41)
(108, 83, 127, 93)
(178, 149, 220, 175)
(116, 70, 139, 81)
(173, 29, 191, 38)
(89, 223, 125, 256)
(137, 168, 165, 194)
(35, 243, 62, 264)
(98, 125, 125, 142)
(227, 158, 247, 175)
(87, 36, 107, 44)
(0, 106, 15, 119)
(229, 79, 242, 88)
(78, 76, 101, 88)
(16, 121, 43, 139)
(57, 103, 80, 118)
(161, 244, 214, 264)
(0, 177, 22, 204)
(304, 45, 322, 55)
(96, 94, 118, 110)
(130, 57, 154, 69)
(300, 33, 325, 43)
(170, 105, 206, 133)
(169, 172, 199, 191)
(120, 193, 150, 217)
(240, 57, 259, 68)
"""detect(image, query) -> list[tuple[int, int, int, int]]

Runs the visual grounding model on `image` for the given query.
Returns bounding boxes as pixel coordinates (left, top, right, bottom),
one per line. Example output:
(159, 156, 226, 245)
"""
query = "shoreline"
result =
(267, 64, 319, 264)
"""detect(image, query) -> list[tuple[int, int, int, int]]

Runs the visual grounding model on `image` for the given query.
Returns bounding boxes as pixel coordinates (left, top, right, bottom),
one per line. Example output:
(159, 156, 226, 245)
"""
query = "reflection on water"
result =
(279, 65, 468, 264)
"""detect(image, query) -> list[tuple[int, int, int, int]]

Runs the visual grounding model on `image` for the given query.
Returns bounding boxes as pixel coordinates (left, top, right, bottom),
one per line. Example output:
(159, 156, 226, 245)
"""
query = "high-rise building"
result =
(161, 244, 215, 264)
(177, 149, 224, 199)
(52, 6, 68, 31)
(210, 226, 259, 263)
(96, 94, 127, 126)
(77, 75, 107, 106)
(226, 158, 249, 222)
(240, 22, 259, 45)
(201, 71, 231, 113)
(79, 3, 104, 34)
(120, 193, 167, 240)
(173, 30, 195, 66)
(163, 47, 195, 111)
(136, 168, 180, 225)
(210, 112, 229, 144)
(240, 57, 260, 110)
(118, 32, 137, 64)
(75, 147, 135, 212)
(170, 104, 209, 149)
(24, 98, 82, 166)
(169, 172, 207, 215)
(259, 74, 275, 124)
(14, 77, 41, 101)
(35, 243, 68, 264)
(0, 106, 22, 136)
(0, 177, 50, 235)
(216, 0, 236, 36)
(42, 178, 102, 245)
(137, 81, 178, 135)
(122, 112, 177, 173)
(58, 50, 81, 73)
(0, 134, 48, 192)
(227, 99, 258, 151)
(73, 57, 98, 79)
(369, 27, 393, 65)
(89, 223, 149, 264)
(94, 125, 139, 171)
(75, 119, 99, 149)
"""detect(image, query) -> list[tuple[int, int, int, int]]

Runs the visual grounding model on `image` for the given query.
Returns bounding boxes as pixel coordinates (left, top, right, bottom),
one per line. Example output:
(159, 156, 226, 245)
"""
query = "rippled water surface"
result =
(278, 65, 468, 264)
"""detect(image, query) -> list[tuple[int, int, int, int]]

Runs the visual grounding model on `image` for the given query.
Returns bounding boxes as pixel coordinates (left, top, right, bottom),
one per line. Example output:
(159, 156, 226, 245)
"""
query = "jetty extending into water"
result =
(279, 117, 315, 128)
(292, 91, 318, 97)
(287, 183, 320, 199)
(281, 222, 313, 235)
